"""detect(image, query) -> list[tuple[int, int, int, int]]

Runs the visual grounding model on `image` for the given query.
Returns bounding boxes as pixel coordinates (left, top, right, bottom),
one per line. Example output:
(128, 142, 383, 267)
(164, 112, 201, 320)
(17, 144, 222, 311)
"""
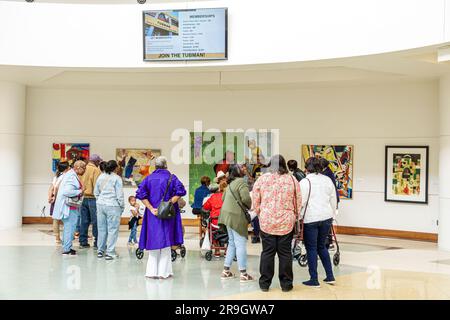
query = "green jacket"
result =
(218, 177, 252, 237)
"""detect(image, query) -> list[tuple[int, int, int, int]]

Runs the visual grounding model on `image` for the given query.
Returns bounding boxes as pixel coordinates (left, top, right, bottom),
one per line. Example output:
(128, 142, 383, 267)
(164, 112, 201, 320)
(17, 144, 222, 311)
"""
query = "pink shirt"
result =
(252, 173, 302, 236)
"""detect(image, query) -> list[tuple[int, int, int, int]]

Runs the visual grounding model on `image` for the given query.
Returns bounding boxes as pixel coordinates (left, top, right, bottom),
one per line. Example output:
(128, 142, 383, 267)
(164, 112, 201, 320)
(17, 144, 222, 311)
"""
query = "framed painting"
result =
(385, 146, 429, 204)
(116, 148, 161, 188)
(52, 143, 90, 172)
(301, 145, 353, 199)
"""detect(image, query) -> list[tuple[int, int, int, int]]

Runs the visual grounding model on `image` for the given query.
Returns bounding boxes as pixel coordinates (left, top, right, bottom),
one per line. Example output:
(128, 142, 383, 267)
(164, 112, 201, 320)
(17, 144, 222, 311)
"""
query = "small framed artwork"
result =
(116, 148, 161, 188)
(384, 146, 429, 204)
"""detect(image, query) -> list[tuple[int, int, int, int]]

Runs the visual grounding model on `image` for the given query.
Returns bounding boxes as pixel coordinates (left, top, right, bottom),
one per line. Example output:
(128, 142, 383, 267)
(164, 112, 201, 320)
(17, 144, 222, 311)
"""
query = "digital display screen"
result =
(143, 8, 228, 61)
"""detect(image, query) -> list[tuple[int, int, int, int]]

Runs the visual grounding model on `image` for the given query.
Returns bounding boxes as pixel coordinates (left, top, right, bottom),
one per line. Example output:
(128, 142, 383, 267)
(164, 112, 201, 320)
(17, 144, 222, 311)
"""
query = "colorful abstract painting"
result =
(385, 146, 428, 203)
(189, 132, 243, 205)
(116, 148, 161, 188)
(52, 143, 90, 172)
(302, 145, 353, 199)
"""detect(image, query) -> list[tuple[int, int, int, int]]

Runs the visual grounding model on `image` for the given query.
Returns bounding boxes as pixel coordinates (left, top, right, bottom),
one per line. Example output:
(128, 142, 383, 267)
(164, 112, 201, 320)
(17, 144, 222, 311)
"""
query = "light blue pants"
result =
(224, 227, 248, 271)
(97, 204, 122, 256)
(62, 209, 80, 253)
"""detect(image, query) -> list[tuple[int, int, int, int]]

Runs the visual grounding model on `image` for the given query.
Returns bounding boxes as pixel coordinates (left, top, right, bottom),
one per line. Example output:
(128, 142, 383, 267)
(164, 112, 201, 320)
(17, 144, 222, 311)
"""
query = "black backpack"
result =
(293, 169, 306, 182)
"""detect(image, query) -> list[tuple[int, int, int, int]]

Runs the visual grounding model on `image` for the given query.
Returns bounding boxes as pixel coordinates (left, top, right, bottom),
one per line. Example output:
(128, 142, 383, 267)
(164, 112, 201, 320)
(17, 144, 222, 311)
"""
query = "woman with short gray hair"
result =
(136, 156, 187, 279)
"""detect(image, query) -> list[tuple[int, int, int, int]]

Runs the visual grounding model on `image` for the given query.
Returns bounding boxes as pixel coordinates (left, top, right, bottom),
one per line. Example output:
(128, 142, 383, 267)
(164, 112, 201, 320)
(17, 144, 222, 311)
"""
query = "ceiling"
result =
(3, 0, 193, 4)
(1, 45, 450, 91)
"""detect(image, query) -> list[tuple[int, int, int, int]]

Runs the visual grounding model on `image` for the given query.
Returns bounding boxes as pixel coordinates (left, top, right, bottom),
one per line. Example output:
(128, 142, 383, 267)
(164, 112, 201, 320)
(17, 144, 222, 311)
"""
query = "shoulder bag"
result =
(66, 176, 84, 208)
(157, 175, 177, 220)
(228, 182, 252, 223)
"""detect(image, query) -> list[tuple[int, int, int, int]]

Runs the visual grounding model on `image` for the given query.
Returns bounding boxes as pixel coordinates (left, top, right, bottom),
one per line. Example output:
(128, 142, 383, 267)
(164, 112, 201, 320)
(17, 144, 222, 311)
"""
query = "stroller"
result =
(292, 218, 341, 267)
(136, 199, 187, 262)
(200, 209, 228, 261)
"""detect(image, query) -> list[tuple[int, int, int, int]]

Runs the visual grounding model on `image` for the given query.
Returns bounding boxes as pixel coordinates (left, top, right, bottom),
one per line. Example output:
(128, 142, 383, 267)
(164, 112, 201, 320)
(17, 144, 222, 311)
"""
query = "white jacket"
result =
(299, 173, 337, 224)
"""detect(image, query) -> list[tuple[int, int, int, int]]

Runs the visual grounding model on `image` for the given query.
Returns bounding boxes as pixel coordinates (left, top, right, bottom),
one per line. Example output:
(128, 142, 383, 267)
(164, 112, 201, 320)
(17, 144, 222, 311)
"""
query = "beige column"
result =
(0, 81, 26, 229)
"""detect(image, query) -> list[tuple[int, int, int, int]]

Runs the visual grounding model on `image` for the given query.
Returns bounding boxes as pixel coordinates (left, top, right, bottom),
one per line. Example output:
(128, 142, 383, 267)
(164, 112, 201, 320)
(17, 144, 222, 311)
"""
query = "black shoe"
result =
(323, 277, 336, 285)
(260, 287, 269, 292)
(251, 237, 260, 244)
(62, 249, 77, 256)
(79, 243, 90, 249)
(97, 252, 104, 258)
(302, 279, 320, 288)
(282, 286, 293, 292)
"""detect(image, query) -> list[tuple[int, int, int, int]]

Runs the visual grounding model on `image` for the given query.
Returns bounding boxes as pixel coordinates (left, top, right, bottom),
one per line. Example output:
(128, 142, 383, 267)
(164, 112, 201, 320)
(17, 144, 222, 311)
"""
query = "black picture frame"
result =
(142, 8, 228, 62)
(384, 145, 429, 204)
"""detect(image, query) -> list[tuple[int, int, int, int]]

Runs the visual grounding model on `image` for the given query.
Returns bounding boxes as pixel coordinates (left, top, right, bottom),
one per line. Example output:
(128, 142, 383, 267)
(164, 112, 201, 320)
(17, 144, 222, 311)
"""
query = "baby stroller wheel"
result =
(205, 250, 213, 261)
(171, 249, 177, 262)
(298, 254, 308, 267)
(180, 246, 186, 258)
(333, 253, 340, 266)
(136, 249, 144, 260)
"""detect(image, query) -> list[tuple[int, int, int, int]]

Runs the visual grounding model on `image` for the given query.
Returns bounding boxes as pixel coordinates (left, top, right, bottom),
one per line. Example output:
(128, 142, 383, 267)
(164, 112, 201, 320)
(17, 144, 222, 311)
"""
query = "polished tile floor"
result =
(1, 225, 450, 300)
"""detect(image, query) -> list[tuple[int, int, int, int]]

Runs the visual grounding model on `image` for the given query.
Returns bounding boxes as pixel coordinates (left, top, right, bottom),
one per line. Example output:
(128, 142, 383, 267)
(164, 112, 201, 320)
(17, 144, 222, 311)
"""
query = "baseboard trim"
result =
(22, 218, 436, 242)
(22, 217, 200, 227)
(23, 217, 52, 224)
(336, 225, 438, 243)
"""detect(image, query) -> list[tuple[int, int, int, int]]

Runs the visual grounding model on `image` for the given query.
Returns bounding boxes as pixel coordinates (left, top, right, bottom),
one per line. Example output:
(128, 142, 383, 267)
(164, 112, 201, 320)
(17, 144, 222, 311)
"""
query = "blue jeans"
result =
(128, 222, 138, 243)
(251, 217, 260, 238)
(80, 198, 98, 246)
(75, 215, 81, 233)
(303, 218, 334, 281)
(224, 228, 248, 271)
(62, 209, 80, 253)
(97, 204, 122, 256)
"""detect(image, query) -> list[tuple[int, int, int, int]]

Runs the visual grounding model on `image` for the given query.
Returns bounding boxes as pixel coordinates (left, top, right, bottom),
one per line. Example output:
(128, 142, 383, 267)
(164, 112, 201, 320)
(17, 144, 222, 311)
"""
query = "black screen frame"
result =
(142, 7, 228, 62)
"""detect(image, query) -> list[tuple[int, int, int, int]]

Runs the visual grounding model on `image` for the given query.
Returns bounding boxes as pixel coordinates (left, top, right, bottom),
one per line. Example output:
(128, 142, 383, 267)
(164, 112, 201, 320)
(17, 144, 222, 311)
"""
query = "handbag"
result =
(65, 176, 84, 208)
(228, 184, 252, 223)
(66, 195, 83, 208)
(157, 175, 177, 220)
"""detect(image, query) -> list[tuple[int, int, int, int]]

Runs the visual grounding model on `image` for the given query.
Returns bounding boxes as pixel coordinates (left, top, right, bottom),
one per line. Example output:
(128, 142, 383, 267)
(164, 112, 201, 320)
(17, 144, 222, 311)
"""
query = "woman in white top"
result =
(299, 157, 337, 288)
(48, 161, 70, 244)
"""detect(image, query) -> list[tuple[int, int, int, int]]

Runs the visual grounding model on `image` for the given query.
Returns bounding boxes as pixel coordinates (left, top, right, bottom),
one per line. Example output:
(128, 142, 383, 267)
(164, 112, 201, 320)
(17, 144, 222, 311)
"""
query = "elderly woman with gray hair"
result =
(136, 156, 187, 279)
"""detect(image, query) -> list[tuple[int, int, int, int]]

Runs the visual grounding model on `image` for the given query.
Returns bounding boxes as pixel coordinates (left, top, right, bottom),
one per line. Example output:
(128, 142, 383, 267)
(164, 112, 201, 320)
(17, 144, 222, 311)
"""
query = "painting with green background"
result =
(189, 132, 243, 205)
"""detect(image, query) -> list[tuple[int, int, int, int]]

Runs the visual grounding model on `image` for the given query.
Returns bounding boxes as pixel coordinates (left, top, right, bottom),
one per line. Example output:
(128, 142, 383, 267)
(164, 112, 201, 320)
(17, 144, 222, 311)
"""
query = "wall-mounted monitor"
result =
(143, 8, 228, 61)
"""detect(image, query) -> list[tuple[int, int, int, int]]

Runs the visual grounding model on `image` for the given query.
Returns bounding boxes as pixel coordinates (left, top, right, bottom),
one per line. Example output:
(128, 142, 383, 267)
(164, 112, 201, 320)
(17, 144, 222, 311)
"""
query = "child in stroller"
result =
(200, 174, 229, 260)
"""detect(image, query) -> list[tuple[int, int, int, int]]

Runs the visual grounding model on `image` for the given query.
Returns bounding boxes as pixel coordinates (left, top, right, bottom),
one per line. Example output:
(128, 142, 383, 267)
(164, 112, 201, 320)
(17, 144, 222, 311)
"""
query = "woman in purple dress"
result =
(136, 156, 186, 279)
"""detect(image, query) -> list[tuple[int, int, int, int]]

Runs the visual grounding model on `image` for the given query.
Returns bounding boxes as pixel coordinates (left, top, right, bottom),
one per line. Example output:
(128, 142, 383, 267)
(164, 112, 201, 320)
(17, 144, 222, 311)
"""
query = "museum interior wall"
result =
(23, 80, 439, 234)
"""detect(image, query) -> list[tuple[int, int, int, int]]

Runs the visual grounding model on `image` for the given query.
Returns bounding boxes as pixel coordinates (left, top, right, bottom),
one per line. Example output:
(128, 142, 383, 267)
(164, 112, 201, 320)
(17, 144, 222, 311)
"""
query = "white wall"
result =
(23, 80, 440, 233)
(0, 0, 448, 67)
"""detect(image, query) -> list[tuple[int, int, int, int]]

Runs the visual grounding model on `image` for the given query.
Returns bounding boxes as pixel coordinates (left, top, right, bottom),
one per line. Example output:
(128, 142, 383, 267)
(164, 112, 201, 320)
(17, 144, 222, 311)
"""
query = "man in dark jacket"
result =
(287, 160, 306, 182)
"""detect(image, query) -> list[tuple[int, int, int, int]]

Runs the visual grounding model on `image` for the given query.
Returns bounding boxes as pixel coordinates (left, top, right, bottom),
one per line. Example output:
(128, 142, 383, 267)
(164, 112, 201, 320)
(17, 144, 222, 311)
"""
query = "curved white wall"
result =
(23, 80, 439, 234)
(0, 0, 449, 68)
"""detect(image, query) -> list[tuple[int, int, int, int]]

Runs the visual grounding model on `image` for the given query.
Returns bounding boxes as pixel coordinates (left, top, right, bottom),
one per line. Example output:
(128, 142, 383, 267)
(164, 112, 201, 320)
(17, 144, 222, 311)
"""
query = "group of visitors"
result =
(49, 155, 127, 260)
(48, 149, 339, 290)
(191, 153, 338, 290)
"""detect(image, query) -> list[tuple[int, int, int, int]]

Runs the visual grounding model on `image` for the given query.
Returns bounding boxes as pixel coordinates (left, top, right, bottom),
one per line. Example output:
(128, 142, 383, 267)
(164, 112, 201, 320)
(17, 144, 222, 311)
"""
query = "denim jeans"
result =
(80, 198, 98, 246)
(303, 218, 334, 281)
(75, 214, 81, 233)
(97, 204, 122, 256)
(251, 217, 260, 238)
(128, 221, 138, 243)
(61, 209, 80, 253)
(224, 228, 248, 271)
